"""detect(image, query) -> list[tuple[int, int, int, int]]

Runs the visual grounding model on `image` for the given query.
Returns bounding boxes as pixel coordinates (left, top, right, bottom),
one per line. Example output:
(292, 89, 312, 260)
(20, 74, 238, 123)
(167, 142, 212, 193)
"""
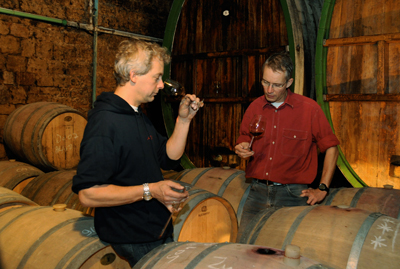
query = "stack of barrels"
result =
(2, 102, 400, 268)
(163, 167, 400, 269)
(0, 102, 131, 268)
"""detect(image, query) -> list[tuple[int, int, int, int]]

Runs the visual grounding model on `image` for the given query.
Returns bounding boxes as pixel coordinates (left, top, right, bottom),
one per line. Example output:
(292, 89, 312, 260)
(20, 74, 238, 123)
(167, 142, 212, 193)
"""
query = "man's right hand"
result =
(235, 142, 254, 159)
(150, 180, 189, 213)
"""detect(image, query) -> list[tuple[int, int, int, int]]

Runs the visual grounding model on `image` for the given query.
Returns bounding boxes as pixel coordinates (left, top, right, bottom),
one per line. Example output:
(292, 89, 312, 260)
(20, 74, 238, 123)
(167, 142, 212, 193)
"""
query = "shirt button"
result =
(274, 126, 276, 128)
(294, 135, 296, 138)
(266, 172, 269, 176)
(270, 157, 272, 160)
(275, 110, 277, 112)
(272, 141, 275, 144)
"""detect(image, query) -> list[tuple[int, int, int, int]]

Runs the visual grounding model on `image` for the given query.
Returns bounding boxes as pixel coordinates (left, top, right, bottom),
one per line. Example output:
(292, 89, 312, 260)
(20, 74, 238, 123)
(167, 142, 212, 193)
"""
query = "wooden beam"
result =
(323, 33, 400, 47)
(172, 47, 285, 61)
(376, 41, 389, 94)
(323, 94, 400, 102)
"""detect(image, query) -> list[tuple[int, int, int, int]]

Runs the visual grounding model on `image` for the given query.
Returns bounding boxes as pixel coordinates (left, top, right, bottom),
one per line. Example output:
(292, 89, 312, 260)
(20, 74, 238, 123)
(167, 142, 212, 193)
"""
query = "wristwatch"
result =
(318, 183, 329, 194)
(143, 183, 152, 201)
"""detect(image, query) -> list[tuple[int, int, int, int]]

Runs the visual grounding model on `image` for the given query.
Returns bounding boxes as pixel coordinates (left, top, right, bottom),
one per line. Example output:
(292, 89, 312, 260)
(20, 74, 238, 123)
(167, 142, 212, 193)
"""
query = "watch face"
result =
(143, 194, 152, 201)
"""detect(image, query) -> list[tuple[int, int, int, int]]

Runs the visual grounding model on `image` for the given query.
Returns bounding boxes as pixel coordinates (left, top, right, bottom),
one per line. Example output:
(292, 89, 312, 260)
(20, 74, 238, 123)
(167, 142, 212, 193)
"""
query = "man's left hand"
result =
(300, 188, 328, 205)
(178, 94, 204, 121)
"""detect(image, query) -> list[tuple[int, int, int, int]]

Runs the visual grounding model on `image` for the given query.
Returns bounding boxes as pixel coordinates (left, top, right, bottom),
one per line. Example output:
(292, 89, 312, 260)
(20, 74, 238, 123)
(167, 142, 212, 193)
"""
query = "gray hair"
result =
(114, 39, 171, 86)
(262, 51, 293, 80)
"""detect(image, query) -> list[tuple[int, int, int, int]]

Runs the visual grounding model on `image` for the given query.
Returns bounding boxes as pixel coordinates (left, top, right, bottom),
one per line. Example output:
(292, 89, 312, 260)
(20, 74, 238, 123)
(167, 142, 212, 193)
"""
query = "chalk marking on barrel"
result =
(392, 222, 400, 252)
(208, 256, 231, 269)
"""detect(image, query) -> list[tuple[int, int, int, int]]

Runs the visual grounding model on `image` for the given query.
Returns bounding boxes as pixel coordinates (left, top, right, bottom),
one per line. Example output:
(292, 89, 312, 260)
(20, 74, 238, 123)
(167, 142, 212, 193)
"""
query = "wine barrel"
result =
(0, 160, 44, 193)
(3, 102, 87, 171)
(322, 187, 400, 219)
(315, 0, 400, 189)
(240, 205, 400, 269)
(0, 205, 130, 269)
(0, 187, 38, 210)
(173, 186, 238, 243)
(174, 167, 250, 224)
(20, 170, 94, 216)
(133, 241, 328, 269)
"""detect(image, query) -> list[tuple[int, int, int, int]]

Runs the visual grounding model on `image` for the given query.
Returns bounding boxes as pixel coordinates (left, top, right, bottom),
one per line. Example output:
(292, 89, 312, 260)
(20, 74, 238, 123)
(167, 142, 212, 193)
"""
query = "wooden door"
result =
(163, 0, 289, 169)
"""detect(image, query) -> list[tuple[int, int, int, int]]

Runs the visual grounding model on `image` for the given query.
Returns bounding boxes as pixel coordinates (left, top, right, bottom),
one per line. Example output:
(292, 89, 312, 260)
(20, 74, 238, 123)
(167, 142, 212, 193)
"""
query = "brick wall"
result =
(0, 0, 173, 160)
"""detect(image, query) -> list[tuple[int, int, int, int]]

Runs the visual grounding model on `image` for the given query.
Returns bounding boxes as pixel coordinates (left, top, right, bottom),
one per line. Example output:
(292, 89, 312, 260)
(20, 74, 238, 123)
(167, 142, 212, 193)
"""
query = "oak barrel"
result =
(20, 169, 94, 216)
(0, 187, 38, 210)
(0, 206, 130, 269)
(3, 102, 87, 171)
(0, 160, 44, 193)
(174, 167, 250, 224)
(173, 186, 238, 243)
(133, 241, 328, 269)
(316, 0, 400, 189)
(322, 187, 400, 219)
(240, 205, 400, 269)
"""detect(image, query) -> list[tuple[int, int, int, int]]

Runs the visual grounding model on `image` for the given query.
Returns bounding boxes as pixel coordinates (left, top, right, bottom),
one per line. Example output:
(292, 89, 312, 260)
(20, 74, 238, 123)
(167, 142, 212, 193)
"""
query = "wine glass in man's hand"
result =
(163, 79, 185, 96)
(249, 114, 266, 149)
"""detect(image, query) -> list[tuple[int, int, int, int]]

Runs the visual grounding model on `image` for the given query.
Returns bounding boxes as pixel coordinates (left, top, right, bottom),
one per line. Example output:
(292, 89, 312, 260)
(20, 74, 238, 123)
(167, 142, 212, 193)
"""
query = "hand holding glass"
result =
(249, 115, 266, 149)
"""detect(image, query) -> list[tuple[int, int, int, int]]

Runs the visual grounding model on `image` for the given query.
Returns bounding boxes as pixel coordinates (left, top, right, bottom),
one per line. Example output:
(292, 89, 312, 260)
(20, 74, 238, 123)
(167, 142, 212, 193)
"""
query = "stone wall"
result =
(0, 0, 173, 160)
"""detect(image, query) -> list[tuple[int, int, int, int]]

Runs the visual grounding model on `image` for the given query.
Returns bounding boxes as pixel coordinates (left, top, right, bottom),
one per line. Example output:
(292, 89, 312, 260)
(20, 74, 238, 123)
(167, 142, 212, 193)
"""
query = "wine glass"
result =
(248, 114, 266, 149)
(163, 79, 185, 96)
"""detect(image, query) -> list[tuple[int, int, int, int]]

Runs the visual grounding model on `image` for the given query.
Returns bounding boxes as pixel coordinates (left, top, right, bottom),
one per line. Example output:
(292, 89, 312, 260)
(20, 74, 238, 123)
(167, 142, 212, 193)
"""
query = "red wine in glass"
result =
(249, 115, 266, 149)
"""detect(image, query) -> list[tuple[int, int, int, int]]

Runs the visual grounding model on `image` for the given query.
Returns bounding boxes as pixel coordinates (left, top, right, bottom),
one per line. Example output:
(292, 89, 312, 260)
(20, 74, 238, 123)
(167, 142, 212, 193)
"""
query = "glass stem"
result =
(249, 136, 255, 149)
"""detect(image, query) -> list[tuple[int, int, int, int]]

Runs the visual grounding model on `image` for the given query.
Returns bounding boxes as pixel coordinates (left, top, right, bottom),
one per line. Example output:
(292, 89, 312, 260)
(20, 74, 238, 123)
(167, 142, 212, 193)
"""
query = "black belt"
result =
(253, 179, 283, 186)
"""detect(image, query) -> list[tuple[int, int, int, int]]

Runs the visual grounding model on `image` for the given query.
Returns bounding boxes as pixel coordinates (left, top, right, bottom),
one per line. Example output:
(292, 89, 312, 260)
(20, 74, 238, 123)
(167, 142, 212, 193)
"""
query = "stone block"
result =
(0, 19, 10, 35)
(3, 71, 15, 85)
(16, 72, 36, 86)
(7, 55, 26, 72)
(21, 39, 35, 57)
(10, 86, 27, 104)
(36, 41, 53, 59)
(27, 57, 48, 73)
(0, 104, 16, 115)
(10, 23, 30, 38)
(0, 35, 20, 54)
(37, 73, 54, 87)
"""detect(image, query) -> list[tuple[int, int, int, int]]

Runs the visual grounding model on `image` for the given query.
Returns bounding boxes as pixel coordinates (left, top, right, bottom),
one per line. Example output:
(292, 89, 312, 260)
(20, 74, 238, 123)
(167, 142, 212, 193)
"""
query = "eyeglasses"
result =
(261, 79, 287, 89)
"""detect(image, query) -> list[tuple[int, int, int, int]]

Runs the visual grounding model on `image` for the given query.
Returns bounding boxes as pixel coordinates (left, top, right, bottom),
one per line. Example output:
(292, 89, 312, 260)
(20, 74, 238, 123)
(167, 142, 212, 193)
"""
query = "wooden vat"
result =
(3, 102, 87, 171)
(322, 187, 400, 219)
(161, 0, 303, 170)
(133, 241, 328, 269)
(0, 206, 130, 269)
(20, 170, 93, 216)
(173, 187, 238, 243)
(240, 205, 400, 269)
(315, 0, 400, 188)
(174, 167, 250, 224)
(0, 160, 44, 193)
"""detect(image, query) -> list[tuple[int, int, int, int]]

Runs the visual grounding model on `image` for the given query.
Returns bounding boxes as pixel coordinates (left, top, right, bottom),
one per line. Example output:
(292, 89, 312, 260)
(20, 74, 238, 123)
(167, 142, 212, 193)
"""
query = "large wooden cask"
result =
(161, 0, 299, 170)
(322, 187, 400, 219)
(315, 0, 400, 189)
(0, 160, 44, 193)
(133, 241, 329, 269)
(173, 186, 238, 243)
(174, 167, 250, 224)
(3, 102, 87, 171)
(20, 170, 93, 216)
(0, 205, 130, 269)
(240, 205, 400, 269)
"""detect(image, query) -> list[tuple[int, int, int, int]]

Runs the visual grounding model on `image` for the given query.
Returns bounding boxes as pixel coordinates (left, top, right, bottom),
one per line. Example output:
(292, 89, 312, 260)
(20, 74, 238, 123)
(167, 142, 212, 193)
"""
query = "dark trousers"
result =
(112, 236, 174, 267)
(237, 179, 309, 242)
